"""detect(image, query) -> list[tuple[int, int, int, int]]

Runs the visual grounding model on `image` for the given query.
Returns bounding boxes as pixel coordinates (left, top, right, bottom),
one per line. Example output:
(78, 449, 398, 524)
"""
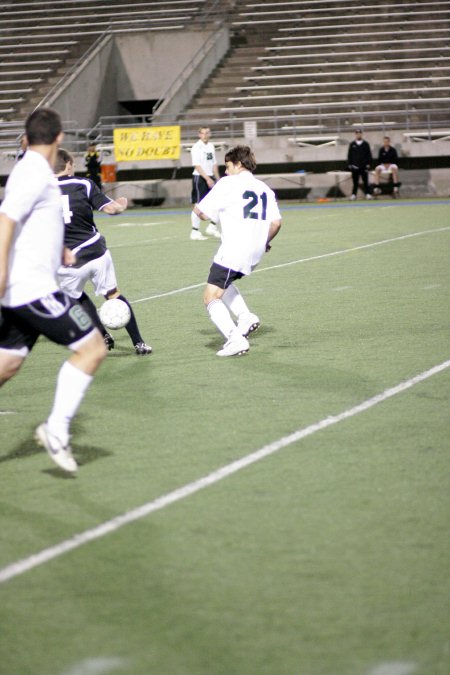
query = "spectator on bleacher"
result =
(190, 127, 221, 240)
(373, 136, 400, 195)
(84, 141, 102, 190)
(347, 129, 373, 200)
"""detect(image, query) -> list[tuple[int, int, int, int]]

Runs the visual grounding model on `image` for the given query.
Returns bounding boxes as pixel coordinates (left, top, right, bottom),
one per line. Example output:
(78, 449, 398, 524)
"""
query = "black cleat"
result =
(104, 332, 115, 350)
(134, 341, 152, 355)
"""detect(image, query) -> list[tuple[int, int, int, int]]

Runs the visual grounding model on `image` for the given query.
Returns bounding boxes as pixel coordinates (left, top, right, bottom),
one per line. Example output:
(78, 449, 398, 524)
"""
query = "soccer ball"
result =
(98, 298, 131, 330)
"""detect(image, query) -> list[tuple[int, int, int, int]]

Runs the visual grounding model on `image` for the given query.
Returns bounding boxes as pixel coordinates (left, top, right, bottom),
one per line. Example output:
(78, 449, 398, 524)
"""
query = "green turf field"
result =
(1, 198, 449, 675)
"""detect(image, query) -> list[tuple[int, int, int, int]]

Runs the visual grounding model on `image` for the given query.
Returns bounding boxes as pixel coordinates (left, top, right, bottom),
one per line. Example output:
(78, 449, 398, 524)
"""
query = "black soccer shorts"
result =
(0, 291, 95, 354)
(207, 262, 244, 290)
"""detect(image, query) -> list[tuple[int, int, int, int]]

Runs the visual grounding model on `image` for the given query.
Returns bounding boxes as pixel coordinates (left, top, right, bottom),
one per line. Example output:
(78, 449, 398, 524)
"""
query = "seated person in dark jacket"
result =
(373, 136, 400, 194)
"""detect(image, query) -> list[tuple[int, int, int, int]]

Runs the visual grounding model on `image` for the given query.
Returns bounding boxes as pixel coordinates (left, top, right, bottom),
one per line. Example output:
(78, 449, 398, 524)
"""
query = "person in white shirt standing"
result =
(194, 145, 282, 357)
(190, 126, 221, 240)
(0, 108, 107, 473)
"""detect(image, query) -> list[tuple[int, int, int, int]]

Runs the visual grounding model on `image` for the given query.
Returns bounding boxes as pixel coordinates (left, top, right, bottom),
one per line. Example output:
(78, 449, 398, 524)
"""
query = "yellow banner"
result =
(113, 126, 180, 161)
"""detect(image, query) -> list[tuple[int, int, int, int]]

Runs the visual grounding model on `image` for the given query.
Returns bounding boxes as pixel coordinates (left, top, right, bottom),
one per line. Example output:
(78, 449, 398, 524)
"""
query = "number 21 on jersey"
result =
(243, 190, 267, 220)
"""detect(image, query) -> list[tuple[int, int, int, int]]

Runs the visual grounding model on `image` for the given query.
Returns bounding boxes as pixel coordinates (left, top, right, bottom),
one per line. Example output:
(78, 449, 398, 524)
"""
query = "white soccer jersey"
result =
(0, 150, 64, 307)
(198, 171, 281, 275)
(191, 140, 217, 177)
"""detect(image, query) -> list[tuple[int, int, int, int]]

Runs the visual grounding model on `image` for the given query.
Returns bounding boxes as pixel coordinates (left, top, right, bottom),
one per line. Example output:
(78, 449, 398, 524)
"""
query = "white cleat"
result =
(350, 194, 356, 200)
(216, 335, 250, 357)
(238, 313, 260, 338)
(190, 229, 208, 241)
(206, 223, 221, 238)
(35, 423, 77, 473)
(366, 193, 373, 200)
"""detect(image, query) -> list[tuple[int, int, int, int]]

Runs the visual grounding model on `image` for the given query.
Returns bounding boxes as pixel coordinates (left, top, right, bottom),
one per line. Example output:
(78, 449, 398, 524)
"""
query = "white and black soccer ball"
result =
(98, 298, 131, 330)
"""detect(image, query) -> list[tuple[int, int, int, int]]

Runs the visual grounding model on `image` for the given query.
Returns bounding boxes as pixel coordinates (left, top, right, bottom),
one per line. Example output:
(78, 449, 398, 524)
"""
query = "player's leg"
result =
(362, 169, 372, 198)
(350, 169, 358, 199)
(32, 293, 105, 470)
(190, 177, 207, 240)
(105, 289, 152, 355)
(390, 165, 400, 194)
(57, 261, 114, 350)
(0, 307, 32, 384)
(93, 251, 152, 355)
(204, 265, 249, 356)
(222, 284, 260, 337)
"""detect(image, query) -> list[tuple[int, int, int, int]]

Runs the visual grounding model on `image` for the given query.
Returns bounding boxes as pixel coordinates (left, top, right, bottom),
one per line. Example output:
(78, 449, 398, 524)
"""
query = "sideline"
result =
(1, 358, 449, 585)
(131, 226, 450, 304)
(96, 198, 450, 218)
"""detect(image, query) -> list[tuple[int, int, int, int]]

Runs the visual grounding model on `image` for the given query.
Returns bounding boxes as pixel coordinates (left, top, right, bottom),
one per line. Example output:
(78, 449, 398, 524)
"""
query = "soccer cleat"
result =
(206, 223, 221, 238)
(238, 313, 260, 338)
(190, 229, 207, 241)
(134, 341, 152, 355)
(35, 423, 77, 473)
(216, 335, 250, 357)
(350, 194, 356, 200)
(104, 332, 115, 350)
(373, 186, 382, 195)
(365, 193, 373, 199)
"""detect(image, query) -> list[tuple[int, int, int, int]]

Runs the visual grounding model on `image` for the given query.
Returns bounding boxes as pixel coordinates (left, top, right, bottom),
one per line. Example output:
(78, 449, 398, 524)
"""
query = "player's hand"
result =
(62, 247, 76, 267)
(116, 197, 128, 211)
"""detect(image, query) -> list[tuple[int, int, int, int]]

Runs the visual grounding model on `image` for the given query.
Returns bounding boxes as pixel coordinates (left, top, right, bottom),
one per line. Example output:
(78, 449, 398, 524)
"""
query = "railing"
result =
(2, 101, 450, 156)
(88, 103, 450, 146)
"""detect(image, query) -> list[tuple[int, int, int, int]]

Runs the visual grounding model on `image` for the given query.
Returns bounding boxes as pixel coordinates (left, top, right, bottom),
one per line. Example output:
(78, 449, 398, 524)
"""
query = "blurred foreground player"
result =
(55, 148, 152, 355)
(194, 145, 281, 357)
(0, 108, 107, 473)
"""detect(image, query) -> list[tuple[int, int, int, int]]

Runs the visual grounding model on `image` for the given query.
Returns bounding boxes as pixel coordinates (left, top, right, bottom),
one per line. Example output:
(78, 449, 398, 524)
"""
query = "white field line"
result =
(1, 358, 449, 585)
(115, 221, 172, 228)
(131, 226, 450, 304)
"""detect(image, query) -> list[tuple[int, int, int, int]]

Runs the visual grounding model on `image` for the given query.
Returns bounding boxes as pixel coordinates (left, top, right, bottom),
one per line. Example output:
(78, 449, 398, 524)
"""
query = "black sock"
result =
(117, 294, 143, 344)
(79, 292, 107, 335)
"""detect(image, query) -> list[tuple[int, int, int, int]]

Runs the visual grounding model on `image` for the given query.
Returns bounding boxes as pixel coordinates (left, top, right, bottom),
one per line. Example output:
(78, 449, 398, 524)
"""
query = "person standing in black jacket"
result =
(347, 129, 373, 200)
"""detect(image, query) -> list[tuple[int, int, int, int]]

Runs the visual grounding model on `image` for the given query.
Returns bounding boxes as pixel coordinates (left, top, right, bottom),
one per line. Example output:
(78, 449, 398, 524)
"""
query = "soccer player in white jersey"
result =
(190, 126, 221, 240)
(0, 108, 107, 473)
(194, 145, 282, 357)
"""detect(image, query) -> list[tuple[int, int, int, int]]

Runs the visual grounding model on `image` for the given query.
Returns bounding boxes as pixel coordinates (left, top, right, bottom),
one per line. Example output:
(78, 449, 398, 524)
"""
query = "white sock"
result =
(222, 284, 251, 320)
(47, 361, 93, 442)
(207, 299, 239, 339)
(191, 211, 201, 230)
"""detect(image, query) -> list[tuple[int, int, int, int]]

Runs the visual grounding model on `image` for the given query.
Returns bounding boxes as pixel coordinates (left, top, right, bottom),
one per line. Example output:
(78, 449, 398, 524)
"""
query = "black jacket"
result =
(347, 140, 372, 170)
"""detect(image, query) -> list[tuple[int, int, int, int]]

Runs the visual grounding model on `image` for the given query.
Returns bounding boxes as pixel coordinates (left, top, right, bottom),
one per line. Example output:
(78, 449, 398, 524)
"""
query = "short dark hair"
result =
(54, 147, 73, 174)
(25, 107, 62, 145)
(224, 145, 257, 172)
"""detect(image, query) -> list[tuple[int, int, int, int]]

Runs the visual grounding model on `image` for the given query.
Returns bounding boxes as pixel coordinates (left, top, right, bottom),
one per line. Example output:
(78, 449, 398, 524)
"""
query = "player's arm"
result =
(101, 197, 127, 215)
(266, 219, 282, 251)
(194, 165, 215, 188)
(0, 213, 16, 297)
(193, 204, 209, 221)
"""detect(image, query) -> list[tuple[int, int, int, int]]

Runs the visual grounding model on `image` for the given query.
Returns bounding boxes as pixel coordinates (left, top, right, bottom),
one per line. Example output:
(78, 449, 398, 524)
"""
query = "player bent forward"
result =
(194, 145, 282, 357)
(0, 108, 107, 473)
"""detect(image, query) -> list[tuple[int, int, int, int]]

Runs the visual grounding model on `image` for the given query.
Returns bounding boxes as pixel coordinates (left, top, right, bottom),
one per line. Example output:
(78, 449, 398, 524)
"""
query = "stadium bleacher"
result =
(0, 0, 449, 199)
